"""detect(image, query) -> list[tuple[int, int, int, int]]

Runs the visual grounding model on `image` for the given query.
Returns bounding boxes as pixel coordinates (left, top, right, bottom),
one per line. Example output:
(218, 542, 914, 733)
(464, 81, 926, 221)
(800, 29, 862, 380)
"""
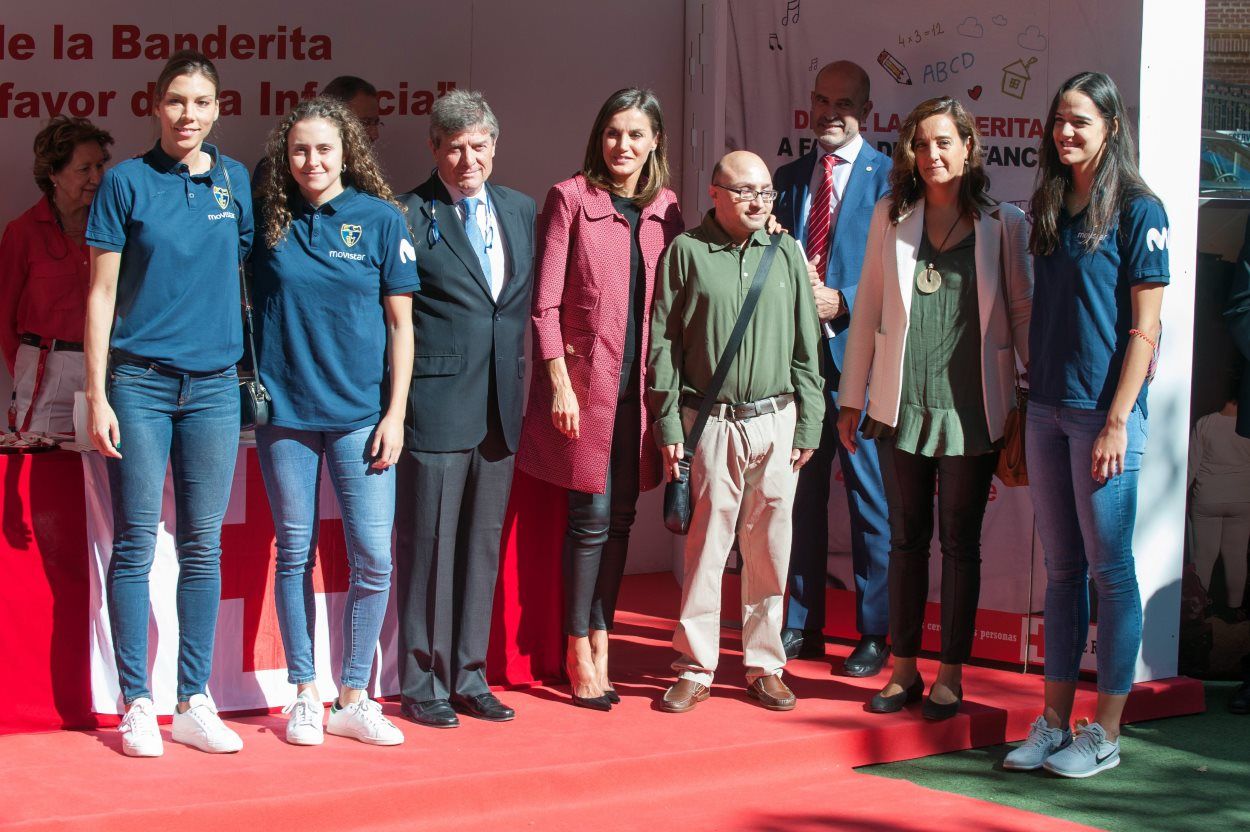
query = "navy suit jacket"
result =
(397, 174, 536, 453)
(774, 142, 892, 381)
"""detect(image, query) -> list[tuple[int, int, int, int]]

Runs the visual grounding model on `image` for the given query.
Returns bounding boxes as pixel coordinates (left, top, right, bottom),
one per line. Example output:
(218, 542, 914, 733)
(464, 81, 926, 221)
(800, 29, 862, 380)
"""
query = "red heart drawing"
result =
(968, 85, 983, 100)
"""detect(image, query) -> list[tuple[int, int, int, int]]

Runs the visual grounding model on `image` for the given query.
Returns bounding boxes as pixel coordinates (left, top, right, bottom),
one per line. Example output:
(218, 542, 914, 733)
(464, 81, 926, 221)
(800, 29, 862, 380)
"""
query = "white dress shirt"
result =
(440, 174, 509, 299)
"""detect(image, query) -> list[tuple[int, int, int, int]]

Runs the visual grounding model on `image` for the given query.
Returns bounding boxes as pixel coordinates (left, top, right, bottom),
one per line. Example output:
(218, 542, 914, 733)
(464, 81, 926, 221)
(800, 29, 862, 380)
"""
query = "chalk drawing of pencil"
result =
(877, 50, 912, 85)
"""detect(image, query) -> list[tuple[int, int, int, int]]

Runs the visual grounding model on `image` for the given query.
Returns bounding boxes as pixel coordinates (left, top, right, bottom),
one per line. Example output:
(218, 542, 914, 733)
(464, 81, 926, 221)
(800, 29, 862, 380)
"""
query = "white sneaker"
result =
(1003, 715, 1072, 770)
(326, 696, 405, 746)
(171, 693, 243, 753)
(1043, 719, 1120, 778)
(282, 693, 325, 746)
(119, 697, 163, 757)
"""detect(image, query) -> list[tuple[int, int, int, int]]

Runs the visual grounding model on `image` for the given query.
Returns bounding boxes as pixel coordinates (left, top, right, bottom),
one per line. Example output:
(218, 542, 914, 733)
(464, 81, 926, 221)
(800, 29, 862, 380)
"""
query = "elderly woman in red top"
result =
(1, 116, 113, 440)
(517, 89, 684, 710)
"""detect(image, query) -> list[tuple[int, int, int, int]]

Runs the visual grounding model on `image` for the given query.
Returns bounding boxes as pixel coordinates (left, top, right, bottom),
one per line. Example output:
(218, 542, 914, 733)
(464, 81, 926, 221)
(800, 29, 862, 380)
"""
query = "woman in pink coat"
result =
(517, 88, 683, 710)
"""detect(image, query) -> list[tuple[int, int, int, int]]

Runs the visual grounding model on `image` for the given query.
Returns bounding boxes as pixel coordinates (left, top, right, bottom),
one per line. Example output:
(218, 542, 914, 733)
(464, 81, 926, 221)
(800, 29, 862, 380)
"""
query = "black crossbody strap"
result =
(219, 163, 260, 371)
(685, 232, 783, 452)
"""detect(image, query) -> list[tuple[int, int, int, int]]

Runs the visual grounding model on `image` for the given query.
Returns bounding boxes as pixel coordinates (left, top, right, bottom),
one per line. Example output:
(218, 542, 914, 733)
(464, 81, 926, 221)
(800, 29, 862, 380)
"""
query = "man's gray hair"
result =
(429, 89, 500, 146)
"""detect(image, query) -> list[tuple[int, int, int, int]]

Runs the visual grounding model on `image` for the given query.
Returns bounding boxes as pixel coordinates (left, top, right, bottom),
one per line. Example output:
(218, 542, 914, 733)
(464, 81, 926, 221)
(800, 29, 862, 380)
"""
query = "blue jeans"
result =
(105, 361, 240, 704)
(1027, 401, 1147, 695)
(256, 424, 395, 690)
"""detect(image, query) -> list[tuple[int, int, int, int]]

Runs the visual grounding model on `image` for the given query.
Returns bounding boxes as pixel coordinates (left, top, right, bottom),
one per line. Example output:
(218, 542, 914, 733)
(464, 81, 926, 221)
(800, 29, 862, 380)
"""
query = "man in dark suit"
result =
(395, 90, 536, 728)
(1223, 215, 1250, 715)
(772, 61, 893, 677)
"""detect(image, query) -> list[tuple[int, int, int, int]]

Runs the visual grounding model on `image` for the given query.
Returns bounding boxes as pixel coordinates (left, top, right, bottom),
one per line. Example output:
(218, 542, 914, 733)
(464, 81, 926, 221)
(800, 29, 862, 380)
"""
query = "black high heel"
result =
(571, 693, 613, 712)
(603, 688, 620, 705)
(867, 675, 924, 714)
(922, 685, 963, 721)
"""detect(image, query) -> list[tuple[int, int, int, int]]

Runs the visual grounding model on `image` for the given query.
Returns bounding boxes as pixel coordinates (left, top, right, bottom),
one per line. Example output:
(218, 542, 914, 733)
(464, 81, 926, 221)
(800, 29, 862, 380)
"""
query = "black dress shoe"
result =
(571, 693, 613, 712)
(922, 686, 963, 721)
(1229, 681, 1250, 715)
(867, 675, 924, 714)
(402, 699, 459, 728)
(781, 628, 826, 660)
(842, 635, 890, 677)
(451, 692, 516, 722)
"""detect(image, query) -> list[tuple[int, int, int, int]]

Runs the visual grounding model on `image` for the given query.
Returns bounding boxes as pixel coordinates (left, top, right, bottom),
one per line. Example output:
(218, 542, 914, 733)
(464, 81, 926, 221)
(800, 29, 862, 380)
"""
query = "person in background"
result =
(322, 76, 384, 144)
(1, 116, 113, 441)
(1004, 71, 1168, 778)
(649, 150, 823, 714)
(772, 59, 894, 677)
(516, 88, 683, 710)
(252, 96, 416, 746)
(84, 50, 253, 757)
(837, 96, 1031, 723)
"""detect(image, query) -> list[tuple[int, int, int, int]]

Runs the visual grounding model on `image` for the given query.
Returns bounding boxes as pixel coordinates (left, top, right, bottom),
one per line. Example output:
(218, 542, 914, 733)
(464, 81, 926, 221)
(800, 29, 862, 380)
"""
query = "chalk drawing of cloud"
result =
(958, 16, 984, 38)
(992, 15, 1008, 26)
(1018, 25, 1048, 51)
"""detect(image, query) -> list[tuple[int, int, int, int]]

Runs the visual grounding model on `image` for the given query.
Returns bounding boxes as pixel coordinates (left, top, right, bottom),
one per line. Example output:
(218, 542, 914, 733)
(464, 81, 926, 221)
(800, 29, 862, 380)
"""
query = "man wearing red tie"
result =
(772, 61, 894, 677)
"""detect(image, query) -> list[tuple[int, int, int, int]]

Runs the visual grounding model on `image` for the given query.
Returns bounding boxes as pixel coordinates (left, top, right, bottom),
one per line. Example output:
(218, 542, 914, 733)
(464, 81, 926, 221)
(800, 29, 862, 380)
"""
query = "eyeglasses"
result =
(713, 184, 779, 203)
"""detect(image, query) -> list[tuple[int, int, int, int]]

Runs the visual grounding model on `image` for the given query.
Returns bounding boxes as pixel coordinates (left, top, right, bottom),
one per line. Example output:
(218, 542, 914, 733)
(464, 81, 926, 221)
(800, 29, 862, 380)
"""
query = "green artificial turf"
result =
(860, 682, 1250, 832)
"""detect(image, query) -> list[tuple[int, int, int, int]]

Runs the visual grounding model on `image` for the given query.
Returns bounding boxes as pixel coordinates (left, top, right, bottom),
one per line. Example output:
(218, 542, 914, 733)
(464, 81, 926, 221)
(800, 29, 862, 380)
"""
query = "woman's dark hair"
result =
(154, 50, 220, 101)
(581, 88, 670, 207)
(887, 96, 994, 224)
(259, 96, 398, 249)
(1030, 71, 1158, 255)
(32, 116, 113, 197)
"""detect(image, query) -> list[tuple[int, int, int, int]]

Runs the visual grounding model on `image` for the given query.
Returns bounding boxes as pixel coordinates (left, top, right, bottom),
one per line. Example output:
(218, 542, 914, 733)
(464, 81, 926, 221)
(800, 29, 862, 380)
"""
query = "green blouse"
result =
(867, 229, 994, 457)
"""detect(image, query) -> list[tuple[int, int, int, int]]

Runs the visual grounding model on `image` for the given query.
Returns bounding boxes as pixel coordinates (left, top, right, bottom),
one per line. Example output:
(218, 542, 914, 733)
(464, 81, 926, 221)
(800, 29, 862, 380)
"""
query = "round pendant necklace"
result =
(917, 212, 964, 295)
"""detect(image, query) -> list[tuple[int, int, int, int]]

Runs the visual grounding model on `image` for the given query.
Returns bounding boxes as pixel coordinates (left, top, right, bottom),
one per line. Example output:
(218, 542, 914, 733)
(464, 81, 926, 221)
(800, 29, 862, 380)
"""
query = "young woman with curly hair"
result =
(251, 96, 417, 746)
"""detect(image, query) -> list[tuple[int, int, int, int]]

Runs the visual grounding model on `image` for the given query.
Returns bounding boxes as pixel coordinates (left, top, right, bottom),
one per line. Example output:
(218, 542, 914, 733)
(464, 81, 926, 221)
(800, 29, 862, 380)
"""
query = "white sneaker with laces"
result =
(282, 693, 325, 746)
(1043, 719, 1120, 778)
(171, 693, 243, 753)
(326, 696, 405, 746)
(1003, 715, 1072, 771)
(119, 697, 163, 757)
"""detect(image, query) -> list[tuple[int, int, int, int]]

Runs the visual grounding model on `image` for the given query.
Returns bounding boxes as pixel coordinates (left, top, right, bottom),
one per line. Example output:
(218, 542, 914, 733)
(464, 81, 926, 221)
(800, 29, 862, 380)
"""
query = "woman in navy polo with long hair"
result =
(252, 96, 416, 747)
(84, 50, 252, 757)
(1004, 71, 1169, 778)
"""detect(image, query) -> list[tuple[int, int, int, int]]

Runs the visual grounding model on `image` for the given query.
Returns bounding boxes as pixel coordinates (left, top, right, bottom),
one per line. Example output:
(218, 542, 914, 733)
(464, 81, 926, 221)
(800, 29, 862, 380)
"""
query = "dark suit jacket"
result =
(1224, 216, 1250, 438)
(773, 142, 892, 378)
(398, 174, 537, 453)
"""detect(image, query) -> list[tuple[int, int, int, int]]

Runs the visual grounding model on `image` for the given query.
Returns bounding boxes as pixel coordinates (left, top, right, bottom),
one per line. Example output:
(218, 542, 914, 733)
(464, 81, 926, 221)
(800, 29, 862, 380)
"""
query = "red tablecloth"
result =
(0, 451, 565, 734)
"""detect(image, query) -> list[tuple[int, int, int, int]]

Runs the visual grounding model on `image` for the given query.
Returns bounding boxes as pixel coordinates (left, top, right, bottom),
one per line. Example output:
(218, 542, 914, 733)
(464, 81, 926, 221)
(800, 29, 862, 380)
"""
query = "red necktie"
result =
(804, 153, 846, 262)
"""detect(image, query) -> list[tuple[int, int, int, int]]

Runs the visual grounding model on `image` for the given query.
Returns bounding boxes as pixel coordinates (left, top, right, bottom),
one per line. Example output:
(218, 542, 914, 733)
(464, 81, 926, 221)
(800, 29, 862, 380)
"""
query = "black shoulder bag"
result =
(664, 233, 783, 535)
(220, 163, 271, 430)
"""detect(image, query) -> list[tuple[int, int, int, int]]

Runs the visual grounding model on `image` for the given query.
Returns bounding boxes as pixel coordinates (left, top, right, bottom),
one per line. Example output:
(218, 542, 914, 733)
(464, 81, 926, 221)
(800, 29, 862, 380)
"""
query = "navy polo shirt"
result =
(86, 142, 253, 373)
(1030, 195, 1170, 415)
(251, 187, 419, 432)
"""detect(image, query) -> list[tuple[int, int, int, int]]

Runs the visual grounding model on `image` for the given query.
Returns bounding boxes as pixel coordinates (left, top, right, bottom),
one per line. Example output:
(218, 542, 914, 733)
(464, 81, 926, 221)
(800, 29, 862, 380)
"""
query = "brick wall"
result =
(1207, 0, 1250, 89)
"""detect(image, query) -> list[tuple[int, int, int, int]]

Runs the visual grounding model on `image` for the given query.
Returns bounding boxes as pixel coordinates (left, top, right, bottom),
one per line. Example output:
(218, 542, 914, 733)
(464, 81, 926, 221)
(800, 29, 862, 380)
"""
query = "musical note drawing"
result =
(781, 0, 800, 27)
(769, 33, 783, 51)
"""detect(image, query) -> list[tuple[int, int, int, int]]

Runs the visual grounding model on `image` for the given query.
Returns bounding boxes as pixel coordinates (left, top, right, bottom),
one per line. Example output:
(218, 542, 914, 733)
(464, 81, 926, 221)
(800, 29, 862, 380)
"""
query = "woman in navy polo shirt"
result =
(84, 50, 252, 757)
(1004, 72, 1169, 779)
(252, 96, 416, 747)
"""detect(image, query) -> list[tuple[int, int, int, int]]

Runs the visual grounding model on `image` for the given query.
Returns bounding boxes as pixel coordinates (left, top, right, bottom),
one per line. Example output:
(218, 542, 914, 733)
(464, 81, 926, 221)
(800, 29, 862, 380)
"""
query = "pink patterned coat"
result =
(516, 175, 684, 494)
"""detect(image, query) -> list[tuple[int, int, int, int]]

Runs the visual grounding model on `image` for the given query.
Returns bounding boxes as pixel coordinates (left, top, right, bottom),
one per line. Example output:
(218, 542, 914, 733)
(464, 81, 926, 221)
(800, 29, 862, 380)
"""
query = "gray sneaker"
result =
(1042, 720, 1120, 778)
(1003, 715, 1071, 771)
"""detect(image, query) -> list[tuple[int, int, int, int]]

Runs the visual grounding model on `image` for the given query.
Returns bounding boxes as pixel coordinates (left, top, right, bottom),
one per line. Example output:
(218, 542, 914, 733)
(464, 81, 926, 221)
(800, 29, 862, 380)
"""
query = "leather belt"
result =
(20, 333, 83, 352)
(681, 392, 795, 421)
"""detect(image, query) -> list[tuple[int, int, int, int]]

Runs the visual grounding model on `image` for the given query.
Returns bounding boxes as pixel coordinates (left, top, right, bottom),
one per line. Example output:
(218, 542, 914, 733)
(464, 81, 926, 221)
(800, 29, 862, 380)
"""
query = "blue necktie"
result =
(460, 197, 492, 284)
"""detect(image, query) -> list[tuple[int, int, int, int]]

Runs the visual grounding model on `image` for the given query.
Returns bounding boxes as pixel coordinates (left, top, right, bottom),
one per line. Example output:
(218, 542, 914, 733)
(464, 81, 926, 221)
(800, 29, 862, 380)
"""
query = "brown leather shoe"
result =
(747, 675, 797, 711)
(661, 679, 710, 713)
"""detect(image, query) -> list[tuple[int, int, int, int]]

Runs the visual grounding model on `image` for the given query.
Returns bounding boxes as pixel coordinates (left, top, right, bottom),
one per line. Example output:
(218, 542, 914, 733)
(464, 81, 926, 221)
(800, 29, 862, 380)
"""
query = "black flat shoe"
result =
(922, 687, 963, 721)
(867, 675, 924, 714)
(571, 693, 613, 712)
(402, 699, 460, 729)
(781, 628, 826, 660)
(842, 636, 890, 677)
(451, 692, 516, 722)
(604, 688, 621, 704)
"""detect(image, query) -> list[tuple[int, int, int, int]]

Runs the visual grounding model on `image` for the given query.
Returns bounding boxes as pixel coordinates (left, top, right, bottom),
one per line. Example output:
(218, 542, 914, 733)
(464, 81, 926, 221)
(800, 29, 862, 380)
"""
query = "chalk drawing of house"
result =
(1001, 57, 1038, 99)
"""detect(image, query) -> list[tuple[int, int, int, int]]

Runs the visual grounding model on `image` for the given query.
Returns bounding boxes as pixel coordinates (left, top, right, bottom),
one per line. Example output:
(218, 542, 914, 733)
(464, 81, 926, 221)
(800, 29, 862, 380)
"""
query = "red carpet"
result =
(0, 572, 1203, 831)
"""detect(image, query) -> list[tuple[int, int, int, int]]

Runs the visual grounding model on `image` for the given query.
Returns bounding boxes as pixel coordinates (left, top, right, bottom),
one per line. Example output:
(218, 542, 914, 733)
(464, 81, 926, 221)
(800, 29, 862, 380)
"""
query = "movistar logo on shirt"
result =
(341, 224, 363, 247)
(213, 186, 231, 210)
(1146, 227, 1168, 252)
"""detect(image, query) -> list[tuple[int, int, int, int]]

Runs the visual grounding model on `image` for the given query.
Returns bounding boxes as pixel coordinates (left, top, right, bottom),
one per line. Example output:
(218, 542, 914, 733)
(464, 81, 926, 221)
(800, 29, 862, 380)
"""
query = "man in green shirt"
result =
(648, 151, 825, 713)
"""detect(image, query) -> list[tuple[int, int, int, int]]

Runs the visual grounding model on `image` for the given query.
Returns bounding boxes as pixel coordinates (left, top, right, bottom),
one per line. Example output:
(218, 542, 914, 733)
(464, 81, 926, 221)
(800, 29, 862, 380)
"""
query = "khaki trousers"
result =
(672, 400, 799, 686)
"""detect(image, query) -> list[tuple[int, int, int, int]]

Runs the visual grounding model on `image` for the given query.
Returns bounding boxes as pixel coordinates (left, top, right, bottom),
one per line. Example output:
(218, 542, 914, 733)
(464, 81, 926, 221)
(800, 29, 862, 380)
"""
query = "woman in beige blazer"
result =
(836, 96, 1032, 720)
